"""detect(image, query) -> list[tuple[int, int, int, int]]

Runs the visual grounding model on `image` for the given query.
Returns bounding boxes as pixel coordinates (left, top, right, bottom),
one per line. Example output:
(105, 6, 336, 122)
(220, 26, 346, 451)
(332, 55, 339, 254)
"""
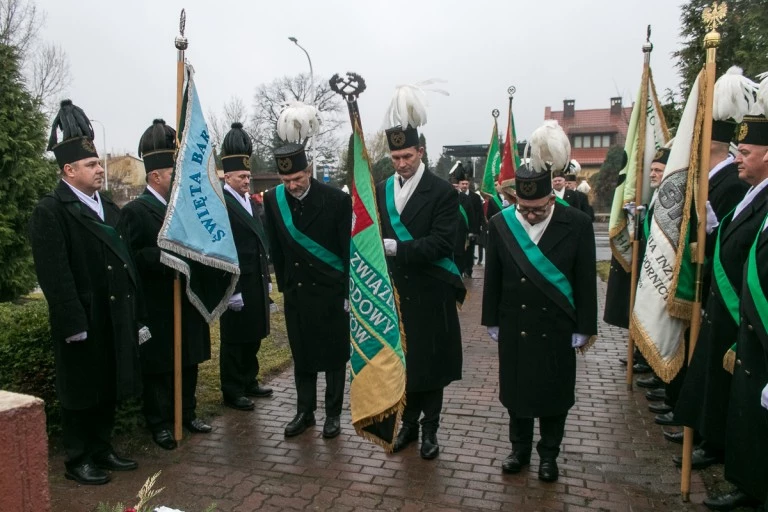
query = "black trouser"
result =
(142, 365, 199, 432)
(476, 243, 484, 265)
(508, 412, 568, 460)
(220, 341, 261, 400)
(61, 402, 115, 465)
(402, 388, 444, 433)
(464, 241, 476, 275)
(665, 329, 689, 408)
(295, 368, 345, 417)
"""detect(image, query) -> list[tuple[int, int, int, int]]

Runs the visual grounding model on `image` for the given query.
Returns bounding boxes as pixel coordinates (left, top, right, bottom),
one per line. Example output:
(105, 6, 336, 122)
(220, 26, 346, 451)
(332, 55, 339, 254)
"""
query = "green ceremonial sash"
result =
(555, 196, 570, 207)
(384, 176, 462, 278)
(493, 194, 504, 210)
(500, 207, 576, 316)
(746, 215, 768, 337)
(459, 204, 469, 227)
(643, 204, 653, 240)
(275, 184, 343, 273)
(713, 208, 740, 324)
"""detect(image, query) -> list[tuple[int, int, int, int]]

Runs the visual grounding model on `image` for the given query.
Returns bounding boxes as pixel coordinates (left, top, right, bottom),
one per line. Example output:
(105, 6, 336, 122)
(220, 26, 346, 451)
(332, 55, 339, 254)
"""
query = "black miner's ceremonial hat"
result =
(48, 100, 99, 168)
(385, 125, 420, 151)
(221, 122, 253, 173)
(273, 143, 308, 175)
(139, 119, 177, 173)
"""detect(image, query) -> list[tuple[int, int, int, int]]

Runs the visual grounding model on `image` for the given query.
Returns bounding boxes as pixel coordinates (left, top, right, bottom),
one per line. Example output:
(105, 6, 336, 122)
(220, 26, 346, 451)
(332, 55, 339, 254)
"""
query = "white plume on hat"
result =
(383, 79, 449, 129)
(568, 159, 581, 174)
(757, 71, 768, 116)
(529, 120, 571, 174)
(713, 66, 759, 122)
(276, 101, 321, 143)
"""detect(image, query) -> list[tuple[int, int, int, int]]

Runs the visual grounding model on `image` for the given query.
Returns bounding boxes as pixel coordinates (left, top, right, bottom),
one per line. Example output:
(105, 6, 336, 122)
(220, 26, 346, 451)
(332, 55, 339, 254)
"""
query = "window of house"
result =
(602, 135, 611, 147)
(582, 136, 591, 148)
(573, 136, 582, 148)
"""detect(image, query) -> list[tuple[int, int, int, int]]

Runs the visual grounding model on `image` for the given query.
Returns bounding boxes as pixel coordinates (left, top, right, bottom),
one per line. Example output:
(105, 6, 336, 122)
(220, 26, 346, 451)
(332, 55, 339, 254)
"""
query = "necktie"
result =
(398, 177, 404, 187)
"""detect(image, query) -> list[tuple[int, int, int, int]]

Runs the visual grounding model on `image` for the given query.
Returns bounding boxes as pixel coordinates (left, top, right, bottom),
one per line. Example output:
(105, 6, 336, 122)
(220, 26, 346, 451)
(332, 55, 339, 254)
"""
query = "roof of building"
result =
(545, 106, 633, 137)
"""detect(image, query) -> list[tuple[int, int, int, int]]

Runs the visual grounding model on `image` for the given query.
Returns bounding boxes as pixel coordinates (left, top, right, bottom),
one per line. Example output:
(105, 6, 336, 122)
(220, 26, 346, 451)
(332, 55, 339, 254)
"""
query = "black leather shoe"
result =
(93, 451, 138, 471)
(392, 425, 419, 453)
(245, 383, 273, 398)
(673, 448, 718, 470)
(538, 459, 559, 482)
(645, 388, 667, 402)
(224, 396, 255, 411)
(655, 411, 681, 426)
(65, 462, 110, 485)
(284, 412, 315, 437)
(649, 403, 672, 414)
(322, 416, 341, 439)
(637, 375, 664, 388)
(184, 417, 212, 433)
(633, 362, 652, 374)
(703, 490, 759, 511)
(152, 429, 177, 450)
(420, 430, 439, 460)
(501, 451, 530, 474)
(663, 430, 684, 444)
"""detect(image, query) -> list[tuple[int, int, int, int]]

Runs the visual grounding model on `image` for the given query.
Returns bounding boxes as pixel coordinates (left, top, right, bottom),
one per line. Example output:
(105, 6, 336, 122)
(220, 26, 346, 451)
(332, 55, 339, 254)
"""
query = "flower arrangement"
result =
(95, 471, 216, 512)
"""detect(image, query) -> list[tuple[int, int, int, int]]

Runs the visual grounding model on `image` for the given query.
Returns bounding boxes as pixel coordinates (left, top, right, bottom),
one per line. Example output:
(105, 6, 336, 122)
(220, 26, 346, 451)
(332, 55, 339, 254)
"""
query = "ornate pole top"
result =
(491, 109, 500, 118)
(642, 25, 653, 53)
(175, 9, 188, 51)
(702, 1, 727, 48)
(507, 86, 516, 99)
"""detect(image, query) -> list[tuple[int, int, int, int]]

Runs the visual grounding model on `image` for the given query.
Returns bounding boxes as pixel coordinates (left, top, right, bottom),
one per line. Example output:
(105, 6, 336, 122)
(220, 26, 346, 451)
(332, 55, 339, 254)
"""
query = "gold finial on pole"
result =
(642, 25, 653, 53)
(702, 1, 727, 47)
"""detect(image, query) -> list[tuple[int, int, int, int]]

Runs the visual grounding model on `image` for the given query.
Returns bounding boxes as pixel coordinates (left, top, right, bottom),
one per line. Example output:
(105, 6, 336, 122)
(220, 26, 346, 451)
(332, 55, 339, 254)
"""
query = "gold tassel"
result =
(722, 347, 736, 375)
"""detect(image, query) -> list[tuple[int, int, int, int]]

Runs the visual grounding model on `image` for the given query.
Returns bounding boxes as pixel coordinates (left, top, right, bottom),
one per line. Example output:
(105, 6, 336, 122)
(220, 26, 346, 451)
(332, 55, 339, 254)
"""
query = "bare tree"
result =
(365, 131, 389, 165)
(208, 96, 251, 148)
(0, 0, 69, 111)
(251, 73, 345, 167)
(0, 0, 39, 57)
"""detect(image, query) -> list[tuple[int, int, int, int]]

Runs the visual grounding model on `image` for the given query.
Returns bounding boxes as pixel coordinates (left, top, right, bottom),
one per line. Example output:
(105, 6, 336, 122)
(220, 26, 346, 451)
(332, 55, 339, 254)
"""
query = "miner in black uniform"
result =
(449, 163, 473, 276)
(263, 143, 351, 439)
(458, 167, 483, 276)
(377, 124, 465, 460)
(116, 119, 213, 451)
(218, 122, 273, 412)
(482, 120, 597, 482)
(29, 100, 142, 484)
(674, 113, 768, 488)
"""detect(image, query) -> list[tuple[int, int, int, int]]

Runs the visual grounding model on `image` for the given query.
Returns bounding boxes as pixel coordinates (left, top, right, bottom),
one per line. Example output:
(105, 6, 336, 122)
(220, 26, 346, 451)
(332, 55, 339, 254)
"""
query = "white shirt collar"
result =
(63, 179, 104, 221)
(733, 177, 768, 221)
(147, 185, 168, 206)
(554, 187, 565, 199)
(297, 180, 312, 202)
(224, 183, 253, 215)
(709, 154, 734, 179)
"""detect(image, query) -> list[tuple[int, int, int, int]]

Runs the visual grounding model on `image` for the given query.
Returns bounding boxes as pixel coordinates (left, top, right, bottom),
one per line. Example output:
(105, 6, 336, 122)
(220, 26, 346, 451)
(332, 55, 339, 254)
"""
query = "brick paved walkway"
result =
(49, 271, 709, 511)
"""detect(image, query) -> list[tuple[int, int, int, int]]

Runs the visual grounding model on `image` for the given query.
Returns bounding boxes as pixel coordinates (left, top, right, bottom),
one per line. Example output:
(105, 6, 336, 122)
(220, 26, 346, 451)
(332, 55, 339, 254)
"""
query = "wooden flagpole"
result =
(173, 9, 188, 442)
(681, 1, 725, 501)
(626, 27, 653, 390)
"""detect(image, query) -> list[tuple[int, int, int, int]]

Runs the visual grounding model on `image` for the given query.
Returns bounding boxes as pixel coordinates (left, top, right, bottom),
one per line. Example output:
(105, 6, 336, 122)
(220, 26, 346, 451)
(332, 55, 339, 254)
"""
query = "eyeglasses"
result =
(517, 201, 552, 216)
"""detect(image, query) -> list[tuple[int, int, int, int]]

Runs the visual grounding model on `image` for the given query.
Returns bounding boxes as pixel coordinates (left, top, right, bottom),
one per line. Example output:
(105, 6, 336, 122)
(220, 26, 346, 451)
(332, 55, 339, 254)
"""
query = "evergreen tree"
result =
(674, 0, 768, 103)
(372, 157, 395, 184)
(0, 43, 58, 301)
(419, 133, 428, 170)
(434, 153, 453, 180)
(593, 145, 626, 213)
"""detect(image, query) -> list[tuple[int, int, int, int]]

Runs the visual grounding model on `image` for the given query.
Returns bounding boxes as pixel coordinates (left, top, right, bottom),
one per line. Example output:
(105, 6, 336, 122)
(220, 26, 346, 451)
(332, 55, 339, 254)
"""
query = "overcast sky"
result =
(36, 0, 685, 162)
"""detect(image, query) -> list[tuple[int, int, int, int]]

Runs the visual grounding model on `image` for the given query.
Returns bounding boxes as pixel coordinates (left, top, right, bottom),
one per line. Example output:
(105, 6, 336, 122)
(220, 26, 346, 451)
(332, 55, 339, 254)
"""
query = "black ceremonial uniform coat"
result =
(467, 191, 483, 235)
(221, 189, 270, 344)
(562, 189, 592, 219)
(263, 179, 351, 372)
(29, 180, 142, 410)
(116, 189, 211, 375)
(376, 170, 463, 392)
(455, 191, 472, 265)
(725, 226, 768, 503)
(676, 185, 768, 447)
(482, 203, 597, 418)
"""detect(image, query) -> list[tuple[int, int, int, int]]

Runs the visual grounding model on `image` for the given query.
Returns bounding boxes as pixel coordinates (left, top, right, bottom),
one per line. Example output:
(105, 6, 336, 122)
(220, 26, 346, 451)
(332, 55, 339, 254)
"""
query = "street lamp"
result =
(90, 119, 108, 191)
(288, 36, 318, 180)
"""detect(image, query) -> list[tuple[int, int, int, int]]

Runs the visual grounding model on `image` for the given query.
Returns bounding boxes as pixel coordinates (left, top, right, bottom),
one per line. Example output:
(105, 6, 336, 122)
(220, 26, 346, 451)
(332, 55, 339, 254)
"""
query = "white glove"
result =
(761, 383, 768, 411)
(501, 199, 510, 208)
(571, 333, 589, 348)
(66, 331, 87, 343)
(228, 293, 244, 312)
(705, 201, 719, 235)
(487, 326, 499, 342)
(623, 201, 637, 217)
(269, 302, 279, 314)
(138, 326, 152, 345)
(268, 283, 273, 293)
(383, 239, 398, 256)
(344, 299, 350, 313)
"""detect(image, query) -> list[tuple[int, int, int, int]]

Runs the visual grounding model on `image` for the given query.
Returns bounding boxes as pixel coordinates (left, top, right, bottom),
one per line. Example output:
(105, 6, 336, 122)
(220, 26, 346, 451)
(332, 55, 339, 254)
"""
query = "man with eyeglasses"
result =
(482, 120, 597, 483)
